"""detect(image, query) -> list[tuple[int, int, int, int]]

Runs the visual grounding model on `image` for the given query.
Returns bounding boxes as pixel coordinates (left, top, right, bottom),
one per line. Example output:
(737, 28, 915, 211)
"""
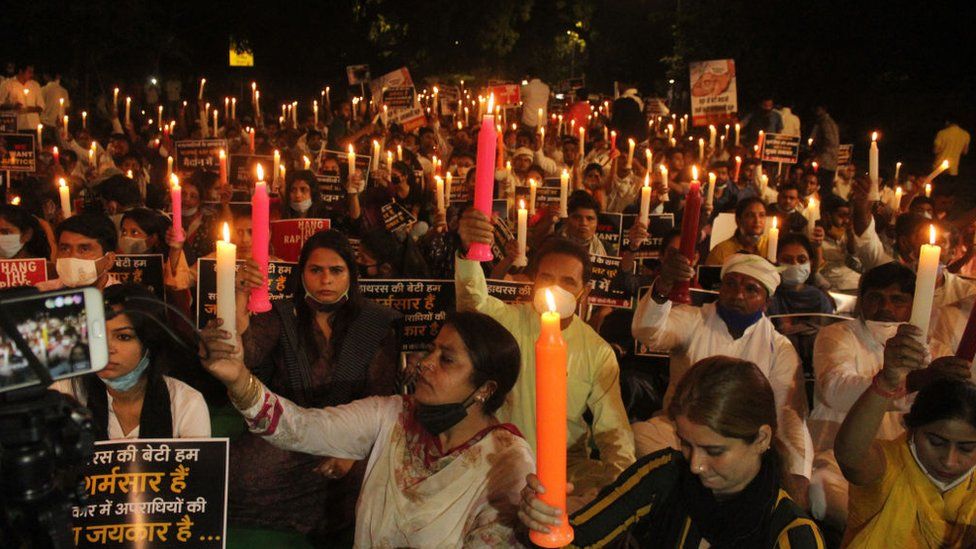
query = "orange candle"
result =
(530, 289, 574, 547)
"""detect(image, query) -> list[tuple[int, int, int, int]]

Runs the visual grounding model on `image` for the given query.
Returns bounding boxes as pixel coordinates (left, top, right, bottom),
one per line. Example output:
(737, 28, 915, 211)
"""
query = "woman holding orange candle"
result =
(519, 356, 824, 548)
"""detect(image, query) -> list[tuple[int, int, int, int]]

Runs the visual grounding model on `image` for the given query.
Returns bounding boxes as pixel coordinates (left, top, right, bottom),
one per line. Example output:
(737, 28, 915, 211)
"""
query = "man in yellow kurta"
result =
(455, 208, 635, 502)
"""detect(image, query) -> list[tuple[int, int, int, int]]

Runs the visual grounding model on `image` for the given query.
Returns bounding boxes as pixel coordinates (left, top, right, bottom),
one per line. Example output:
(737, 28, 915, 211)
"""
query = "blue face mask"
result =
(716, 304, 764, 334)
(102, 352, 151, 392)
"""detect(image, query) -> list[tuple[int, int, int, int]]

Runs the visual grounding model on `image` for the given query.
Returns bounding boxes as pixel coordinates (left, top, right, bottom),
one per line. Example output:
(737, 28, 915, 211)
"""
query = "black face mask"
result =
(414, 388, 480, 436)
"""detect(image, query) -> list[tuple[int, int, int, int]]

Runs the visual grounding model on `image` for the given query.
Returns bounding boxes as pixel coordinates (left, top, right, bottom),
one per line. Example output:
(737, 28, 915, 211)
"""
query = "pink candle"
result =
(170, 174, 185, 242)
(467, 95, 497, 262)
(249, 165, 272, 313)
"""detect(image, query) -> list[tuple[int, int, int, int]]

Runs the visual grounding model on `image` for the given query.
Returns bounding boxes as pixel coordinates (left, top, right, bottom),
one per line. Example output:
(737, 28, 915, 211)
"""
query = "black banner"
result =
(110, 254, 165, 301)
(228, 154, 273, 189)
(381, 201, 417, 233)
(621, 213, 675, 258)
(174, 139, 227, 177)
(195, 259, 295, 328)
(588, 254, 634, 309)
(0, 133, 36, 172)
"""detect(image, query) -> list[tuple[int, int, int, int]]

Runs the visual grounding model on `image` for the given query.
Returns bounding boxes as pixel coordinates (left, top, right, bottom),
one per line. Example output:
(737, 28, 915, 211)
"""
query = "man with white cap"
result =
(631, 251, 814, 506)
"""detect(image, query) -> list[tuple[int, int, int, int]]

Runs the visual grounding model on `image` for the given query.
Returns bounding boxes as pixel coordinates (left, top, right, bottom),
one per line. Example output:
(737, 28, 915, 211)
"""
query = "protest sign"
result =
(689, 59, 738, 127)
(380, 201, 417, 234)
(838, 144, 853, 167)
(316, 174, 346, 204)
(195, 259, 294, 328)
(491, 215, 515, 261)
(383, 87, 416, 109)
(621, 213, 675, 258)
(761, 133, 801, 164)
(588, 254, 634, 309)
(0, 133, 36, 172)
(72, 438, 228, 548)
(0, 112, 17, 132)
(486, 279, 534, 304)
(489, 84, 520, 106)
(317, 149, 371, 182)
(437, 86, 460, 115)
(0, 258, 48, 288)
(596, 213, 624, 256)
(388, 106, 426, 132)
(346, 64, 371, 86)
(269, 218, 331, 262)
(174, 139, 227, 177)
(370, 67, 413, 99)
(448, 177, 470, 204)
(644, 97, 670, 118)
(110, 254, 165, 300)
(229, 39, 254, 67)
(228, 154, 273, 189)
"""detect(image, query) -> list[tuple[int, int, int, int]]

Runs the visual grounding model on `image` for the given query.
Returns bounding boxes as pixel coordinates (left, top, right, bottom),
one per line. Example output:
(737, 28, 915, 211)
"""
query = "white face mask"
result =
(781, 262, 811, 286)
(533, 285, 578, 319)
(908, 434, 976, 492)
(182, 206, 199, 218)
(0, 233, 24, 258)
(56, 255, 104, 287)
(290, 199, 312, 213)
(863, 319, 901, 349)
(119, 236, 149, 254)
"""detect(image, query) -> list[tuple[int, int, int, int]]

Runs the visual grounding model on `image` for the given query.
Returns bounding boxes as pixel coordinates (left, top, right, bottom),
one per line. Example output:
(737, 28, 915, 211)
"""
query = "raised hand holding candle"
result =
(170, 174, 184, 242)
(58, 178, 71, 219)
(530, 288, 574, 548)
(910, 224, 940, 336)
(639, 173, 652, 227)
(249, 165, 272, 313)
(216, 223, 237, 339)
(467, 93, 498, 262)
(869, 132, 880, 200)
(559, 169, 569, 218)
(514, 200, 528, 267)
(767, 216, 779, 263)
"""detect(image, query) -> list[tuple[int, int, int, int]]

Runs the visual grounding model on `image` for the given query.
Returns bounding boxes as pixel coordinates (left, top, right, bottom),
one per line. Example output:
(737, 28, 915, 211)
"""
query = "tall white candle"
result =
(435, 175, 445, 213)
(659, 165, 670, 202)
(198, 78, 206, 100)
(639, 173, 652, 227)
(445, 172, 453, 205)
(924, 159, 950, 186)
(706, 172, 717, 208)
(626, 138, 635, 170)
(910, 224, 940, 336)
(216, 223, 237, 339)
(698, 138, 705, 160)
(166, 156, 174, 180)
(514, 200, 528, 267)
(708, 125, 717, 150)
(894, 161, 902, 183)
(273, 150, 280, 187)
(125, 97, 131, 126)
(36, 124, 43, 149)
(231, 97, 236, 120)
(347, 145, 356, 183)
(559, 169, 569, 218)
(734, 123, 741, 146)
(869, 132, 879, 200)
(58, 178, 71, 219)
(528, 178, 537, 216)
(213, 109, 219, 136)
(806, 197, 820, 235)
(767, 216, 779, 263)
(893, 186, 903, 212)
(578, 127, 585, 158)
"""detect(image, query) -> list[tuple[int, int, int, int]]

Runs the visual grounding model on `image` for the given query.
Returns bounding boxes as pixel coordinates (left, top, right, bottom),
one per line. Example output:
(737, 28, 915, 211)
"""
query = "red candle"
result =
(957, 303, 976, 362)
(670, 178, 702, 304)
(530, 289, 574, 548)
(219, 149, 228, 187)
(467, 95, 497, 262)
(249, 165, 272, 313)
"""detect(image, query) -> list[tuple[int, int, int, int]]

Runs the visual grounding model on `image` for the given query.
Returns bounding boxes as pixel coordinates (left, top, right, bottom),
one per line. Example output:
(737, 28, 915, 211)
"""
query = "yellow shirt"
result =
(705, 234, 769, 266)
(934, 124, 970, 176)
(845, 435, 976, 548)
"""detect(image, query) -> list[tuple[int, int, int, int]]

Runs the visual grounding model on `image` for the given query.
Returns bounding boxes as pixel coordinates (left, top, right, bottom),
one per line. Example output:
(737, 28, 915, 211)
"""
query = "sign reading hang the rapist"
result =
(71, 439, 228, 548)
(195, 259, 295, 328)
(0, 258, 48, 288)
(269, 219, 331, 263)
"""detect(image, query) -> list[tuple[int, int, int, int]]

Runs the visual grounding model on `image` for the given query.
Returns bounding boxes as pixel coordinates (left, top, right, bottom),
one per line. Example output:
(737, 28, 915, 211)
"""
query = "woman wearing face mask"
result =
(519, 356, 824, 547)
(0, 204, 52, 260)
(118, 208, 168, 255)
(767, 233, 833, 316)
(201, 310, 532, 547)
(227, 230, 402, 543)
(836, 324, 975, 547)
(52, 283, 210, 439)
(280, 170, 324, 220)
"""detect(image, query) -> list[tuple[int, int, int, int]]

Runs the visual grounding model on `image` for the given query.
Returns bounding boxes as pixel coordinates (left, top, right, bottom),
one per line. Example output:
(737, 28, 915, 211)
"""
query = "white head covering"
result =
(720, 253, 781, 296)
(513, 147, 534, 159)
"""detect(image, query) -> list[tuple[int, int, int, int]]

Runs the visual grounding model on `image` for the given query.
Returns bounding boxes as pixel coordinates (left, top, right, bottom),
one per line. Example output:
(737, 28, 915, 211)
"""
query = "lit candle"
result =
(925, 182, 932, 198)
(224, 97, 229, 121)
(82, 111, 87, 128)
(279, 165, 286, 190)
(893, 186, 903, 212)
(249, 165, 271, 313)
(435, 175, 446, 213)
(219, 149, 227, 187)
(806, 197, 820, 236)
(213, 109, 219, 136)
(124, 96, 131, 126)
(52, 145, 59, 166)
(113, 87, 119, 110)
(626, 138, 636, 170)
(537, 107, 544, 126)
(36, 124, 43, 149)
(708, 124, 717, 150)
(698, 138, 705, 160)
(198, 78, 206, 100)
(869, 132, 880, 200)
(273, 150, 281, 187)
(62, 114, 69, 136)
(807, 137, 814, 148)
(528, 178, 537, 216)
(578, 127, 585, 158)
(639, 173, 652, 227)
(894, 161, 902, 183)
(706, 171, 717, 208)
(645, 148, 653, 172)
(910, 224, 940, 336)
(659, 164, 670, 202)
(756, 130, 765, 158)
(254, 91, 261, 119)
(811, 161, 818, 173)
(609, 130, 617, 152)
(445, 172, 453, 205)
(158, 105, 164, 131)
(529, 288, 574, 548)
(924, 159, 950, 187)
(734, 123, 741, 146)
(467, 93, 498, 262)
(170, 174, 184, 241)
(126, 169, 133, 179)
(216, 223, 237, 339)
(397, 144, 403, 162)
(386, 151, 393, 171)
(670, 176, 701, 303)
(291, 101, 298, 126)
(166, 156, 174, 180)
(514, 200, 528, 267)
(559, 169, 569, 218)
(346, 145, 357, 184)
(231, 97, 236, 120)
(58, 178, 71, 219)
(313, 100, 319, 126)
(767, 216, 779, 263)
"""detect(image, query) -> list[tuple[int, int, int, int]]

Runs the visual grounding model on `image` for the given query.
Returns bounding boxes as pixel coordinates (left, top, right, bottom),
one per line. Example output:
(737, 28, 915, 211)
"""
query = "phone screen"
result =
(0, 288, 105, 392)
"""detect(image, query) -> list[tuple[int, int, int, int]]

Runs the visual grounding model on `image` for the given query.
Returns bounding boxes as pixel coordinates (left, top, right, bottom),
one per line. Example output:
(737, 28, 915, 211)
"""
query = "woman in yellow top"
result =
(836, 323, 976, 547)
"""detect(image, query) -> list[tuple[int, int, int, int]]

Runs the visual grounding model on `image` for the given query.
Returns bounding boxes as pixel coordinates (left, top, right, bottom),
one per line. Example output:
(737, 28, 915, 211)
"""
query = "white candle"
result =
(386, 151, 393, 171)
(578, 127, 585, 158)
(910, 224, 940, 336)
(313, 100, 319, 125)
(36, 124, 43, 149)
(659, 165, 670, 202)
(273, 150, 280, 187)
(528, 178, 537, 216)
(869, 132, 879, 200)
(893, 186, 903, 212)
(767, 216, 779, 263)
(698, 138, 705, 160)
(515, 200, 528, 267)
(198, 78, 206, 100)
(58, 97, 64, 117)
(397, 145, 403, 162)
(559, 169, 569, 218)
(231, 97, 236, 120)
(925, 183, 932, 198)
(82, 111, 87, 128)
(435, 175, 446, 213)
(806, 197, 820, 235)
(894, 161, 902, 183)
(706, 171, 717, 208)
(166, 156, 174, 180)
(216, 223, 237, 339)
(924, 159, 950, 186)
(734, 123, 741, 146)
(158, 105, 164, 131)
(639, 173, 652, 227)
(626, 138, 635, 170)
(213, 109, 219, 136)
(58, 178, 71, 219)
(124, 97, 131, 126)
(708, 124, 717, 150)
(113, 87, 119, 110)
(347, 144, 356, 183)
(645, 148, 653, 171)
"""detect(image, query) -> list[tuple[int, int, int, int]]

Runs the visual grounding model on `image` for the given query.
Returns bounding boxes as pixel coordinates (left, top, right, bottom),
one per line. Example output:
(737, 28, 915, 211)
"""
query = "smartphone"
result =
(0, 287, 108, 393)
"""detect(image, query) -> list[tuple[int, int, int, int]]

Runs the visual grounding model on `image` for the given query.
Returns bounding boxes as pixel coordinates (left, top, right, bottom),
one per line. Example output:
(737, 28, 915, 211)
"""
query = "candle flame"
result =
(896, 161, 902, 168)
(487, 93, 495, 114)
(219, 148, 226, 159)
(929, 224, 936, 245)
(348, 144, 355, 156)
(772, 216, 778, 229)
(691, 166, 698, 180)
(529, 178, 536, 188)
(809, 197, 816, 208)
(644, 173, 650, 188)
(544, 288, 557, 313)
(170, 173, 179, 189)
(735, 155, 742, 164)
(222, 222, 230, 242)
(256, 164, 264, 181)
(871, 131, 878, 142)
(611, 130, 617, 138)
(58, 177, 66, 189)
(10, 196, 20, 205)
(519, 199, 525, 210)
(628, 138, 635, 147)
(941, 159, 950, 169)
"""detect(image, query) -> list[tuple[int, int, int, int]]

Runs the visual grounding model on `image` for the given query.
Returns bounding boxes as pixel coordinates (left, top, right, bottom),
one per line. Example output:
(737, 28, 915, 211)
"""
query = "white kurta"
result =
(240, 392, 534, 548)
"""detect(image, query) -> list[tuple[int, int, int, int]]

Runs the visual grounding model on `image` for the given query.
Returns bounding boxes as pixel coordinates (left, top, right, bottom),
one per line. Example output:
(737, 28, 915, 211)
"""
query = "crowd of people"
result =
(2, 59, 976, 547)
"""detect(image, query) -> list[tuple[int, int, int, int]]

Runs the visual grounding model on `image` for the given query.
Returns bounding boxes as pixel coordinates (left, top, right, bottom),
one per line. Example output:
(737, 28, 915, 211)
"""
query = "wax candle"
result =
(806, 197, 820, 235)
(723, 124, 730, 144)
(709, 125, 717, 150)
(372, 139, 381, 171)
(559, 169, 569, 218)
(82, 111, 87, 128)
(36, 124, 42, 149)
(869, 132, 880, 200)
(467, 94, 498, 262)
(435, 175, 446, 213)
(910, 224, 940, 336)
(528, 178, 537, 216)
(925, 159, 950, 187)
(52, 145, 59, 166)
(659, 164, 670, 202)
(626, 138, 636, 170)
(224, 97, 229, 121)
(212, 109, 219, 136)
(125, 97, 131, 126)
(219, 149, 227, 187)
(249, 166, 271, 313)
(198, 78, 206, 100)
(894, 161, 902, 183)
(734, 123, 741, 146)
(667, 124, 674, 141)
(756, 131, 765, 158)
(733, 156, 742, 183)
(166, 156, 174, 180)
(578, 127, 585, 158)
(893, 186, 903, 212)
(397, 145, 403, 162)
(254, 91, 261, 119)
(767, 216, 779, 263)
(811, 161, 818, 173)
(386, 151, 393, 171)
(610, 130, 617, 152)
(639, 173, 652, 227)
(170, 174, 184, 241)
(925, 183, 932, 198)
(698, 138, 705, 161)
(113, 87, 119, 110)
(216, 223, 237, 339)
(58, 178, 71, 219)
(669, 179, 701, 304)
(231, 97, 237, 120)
(62, 115, 69, 136)
(706, 171, 717, 208)
(514, 200, 528, 267)
(158, 105, 164, 131)
(530, 288, 574, 548)
(273, 150, 280, 187)
(291, 101, 298, 126)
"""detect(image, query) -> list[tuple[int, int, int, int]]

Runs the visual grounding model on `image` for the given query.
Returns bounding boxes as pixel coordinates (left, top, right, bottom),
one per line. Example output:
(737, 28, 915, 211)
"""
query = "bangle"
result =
(229, 373, 262, 410)
(870, 372, 906, 400)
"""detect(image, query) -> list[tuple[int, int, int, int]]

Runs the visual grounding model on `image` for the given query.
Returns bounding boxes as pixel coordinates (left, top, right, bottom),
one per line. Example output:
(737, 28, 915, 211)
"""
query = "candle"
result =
(113, 87, 119, 110)
(806, 197, 820, 236)
(397, 144, 403, 162)
(126, 169, 133, 179)
(467, 94, 498, 262)
(734, 123, 741, 146)
(213, 109, 219, 136)
(610, 130, 617, 152)
(639, 173, 652, 227)
(910, 225, 940, 336)
(169, 174, 185, 242)
(719, 134, 726, 152)
(124, 96, 131, 126)
(198, 78, 206, 100)
(249, 128, 256, 153)
(659, 164, 670, 202)
(58, 178, 71, 219)
(313, 100, 319, 126)
(925, 159, 950, 186)
(254, 91, 261, 119)
(36, 124, 43, 149)
(216, 223, 237, 339)
(224, 97, 229, 121)
(249, 166, 271, 313)
(894, 161, 902, 183)
(670, 179, 701, 303)
(273, 150, 280, 187)
(869, 132, 880, 200)
(708, 124, 717, 150)
(893, 186, 903, 212)
(666, 123, 674, 141)
(52, 145, 59, 166)
(435, 175, 446, 213)
(166, 156, 174, 180)
(698, 138, 705, 161)
(811, 161, 818, 173)
(578, 127, 585, 158)
(925, 183, 932, 198)
(157, 105, 164, 131)
(645, 148, 653, 172)
(530, 288, 574, 548)
(767, 216, 779, 263)
(756, 130, 765, 158)
(219, 149, 227, 187)
(82, 111, 87, 128)
(559, 169, 569, 218)
(90, 142, 98, 171)
(528, 178, 537, 216)
(723, 123, 730, 143)
(62, 115, 69, 136)
(445, 172, 453, 205)
(706, 171, 717, 208)
(279, 165, 286, 190)
(514, 200, 528, 267)
(292, 101, 298, 126)
(386, 151, 393, 171)
(626, 138, 636, 170)
(231, 97, 236, 120)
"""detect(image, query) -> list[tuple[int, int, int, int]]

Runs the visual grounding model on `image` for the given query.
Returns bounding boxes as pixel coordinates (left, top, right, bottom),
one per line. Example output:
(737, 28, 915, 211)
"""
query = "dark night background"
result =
(3, 0, 974, 176)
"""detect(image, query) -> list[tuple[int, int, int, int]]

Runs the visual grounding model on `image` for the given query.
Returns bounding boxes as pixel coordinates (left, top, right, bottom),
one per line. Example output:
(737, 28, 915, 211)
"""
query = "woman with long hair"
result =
(519, 356, 824, 547)
(0, 203, 52, 260)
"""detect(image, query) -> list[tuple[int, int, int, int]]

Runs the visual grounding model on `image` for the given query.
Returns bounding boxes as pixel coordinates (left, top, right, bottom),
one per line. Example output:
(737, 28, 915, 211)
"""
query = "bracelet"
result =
(869, 372, 906, 400)
(229, 373, 263, 410)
